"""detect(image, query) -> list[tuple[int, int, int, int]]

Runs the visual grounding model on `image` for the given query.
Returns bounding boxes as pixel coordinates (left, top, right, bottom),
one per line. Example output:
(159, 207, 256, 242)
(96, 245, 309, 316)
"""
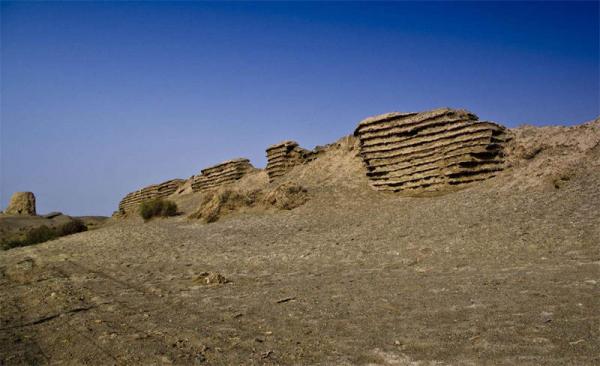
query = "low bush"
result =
(139, 199, 178, 221)
(262, 182, 308, 210)
(1, 219, 88, 250)
(189, 183, 307, 223)
(57, 218, 88, 236)
(24, 225, 58, 245)
(1, 225, 57, 250)
(1, 238, 28, 250)
(189, 188, 260, 223)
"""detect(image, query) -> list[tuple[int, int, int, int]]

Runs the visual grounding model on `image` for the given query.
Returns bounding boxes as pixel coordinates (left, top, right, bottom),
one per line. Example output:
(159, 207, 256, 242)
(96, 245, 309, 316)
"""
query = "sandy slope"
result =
(1, 120, 599, 365)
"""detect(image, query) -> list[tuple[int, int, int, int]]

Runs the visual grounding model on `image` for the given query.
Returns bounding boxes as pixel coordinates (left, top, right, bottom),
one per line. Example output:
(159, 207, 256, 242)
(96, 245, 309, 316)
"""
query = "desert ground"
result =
(1, 119, 599, 365)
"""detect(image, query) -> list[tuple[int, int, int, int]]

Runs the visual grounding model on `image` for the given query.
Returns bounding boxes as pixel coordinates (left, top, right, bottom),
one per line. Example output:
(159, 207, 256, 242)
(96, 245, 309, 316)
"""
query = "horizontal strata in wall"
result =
(118, 178, 185, 214)
(265, 141, 315, 182)
(191, 158, 254, 192)
(354, 108, 508, 192)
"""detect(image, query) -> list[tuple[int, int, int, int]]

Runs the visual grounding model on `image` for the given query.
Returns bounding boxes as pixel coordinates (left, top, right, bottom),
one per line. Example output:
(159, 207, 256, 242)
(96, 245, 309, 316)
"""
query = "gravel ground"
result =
(1, 123, 599, 365)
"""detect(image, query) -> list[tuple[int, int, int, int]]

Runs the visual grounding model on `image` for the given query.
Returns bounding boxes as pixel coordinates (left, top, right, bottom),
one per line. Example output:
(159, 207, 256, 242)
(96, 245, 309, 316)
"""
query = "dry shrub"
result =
(189, 188, 260, 223)
(189, 182, 307, 223)
(2, 225, 60, 250)
(261, 182, 308, 210)
(57, 218, 87, 236)
(193, 272, 229, 285)
(1, 218, 88, 250)
(139, 199, 178, 221)
(551, 168, 576, 189)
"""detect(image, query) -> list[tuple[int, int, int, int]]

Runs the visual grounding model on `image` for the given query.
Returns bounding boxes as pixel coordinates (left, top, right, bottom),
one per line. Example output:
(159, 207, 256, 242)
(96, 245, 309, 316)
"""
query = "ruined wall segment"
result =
(265, 141, 315, 181)
(118, 179, 184, 214)
(5, 192, 36, 216)
(354, 108, 508, 192)
(191, 158, 254, 192)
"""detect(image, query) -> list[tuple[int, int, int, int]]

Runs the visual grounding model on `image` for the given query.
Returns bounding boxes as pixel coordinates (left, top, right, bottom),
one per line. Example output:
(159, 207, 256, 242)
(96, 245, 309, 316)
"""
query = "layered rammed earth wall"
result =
(191, 158, 254, 193)
(354, 108, 508, 192)
(265, 141, 315, 182)
(118, 179, 185, 214)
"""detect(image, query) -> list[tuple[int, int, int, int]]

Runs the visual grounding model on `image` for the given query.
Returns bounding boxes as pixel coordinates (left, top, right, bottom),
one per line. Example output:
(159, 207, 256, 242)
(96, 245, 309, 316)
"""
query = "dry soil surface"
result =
(1, 122, 599, 365)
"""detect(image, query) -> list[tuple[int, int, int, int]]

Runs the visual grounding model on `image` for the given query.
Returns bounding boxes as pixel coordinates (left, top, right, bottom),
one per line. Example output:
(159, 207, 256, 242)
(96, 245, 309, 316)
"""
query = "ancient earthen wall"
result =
(354, 108, 508, 192)
(118, 179, 185, 214)
(5, 192, 36, 216)
(265, 141, 314, 181)
(191, 158, 254, 192)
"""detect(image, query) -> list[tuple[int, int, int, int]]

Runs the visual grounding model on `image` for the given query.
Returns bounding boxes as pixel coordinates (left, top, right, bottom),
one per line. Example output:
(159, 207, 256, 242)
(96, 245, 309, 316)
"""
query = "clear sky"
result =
(1, 1, 598, 216)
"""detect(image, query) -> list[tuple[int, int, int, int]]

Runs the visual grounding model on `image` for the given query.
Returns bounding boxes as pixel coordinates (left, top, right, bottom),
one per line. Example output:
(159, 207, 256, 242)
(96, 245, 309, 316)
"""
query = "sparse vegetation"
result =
(262, 182, 308, 210)
(1, 219, 89, 250)
(139, 199, 178, 221)
(188, 188, 258, 223)
(1, 225, 56, 250)
(189, 183, 307, 223)
(57, 218, 88, 236)
(25, 225, 58, 244)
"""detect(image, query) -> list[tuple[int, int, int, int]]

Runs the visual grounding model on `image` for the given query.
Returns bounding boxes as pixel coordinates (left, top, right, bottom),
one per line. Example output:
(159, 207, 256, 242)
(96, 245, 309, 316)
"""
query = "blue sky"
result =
(1, 1, 598, 216)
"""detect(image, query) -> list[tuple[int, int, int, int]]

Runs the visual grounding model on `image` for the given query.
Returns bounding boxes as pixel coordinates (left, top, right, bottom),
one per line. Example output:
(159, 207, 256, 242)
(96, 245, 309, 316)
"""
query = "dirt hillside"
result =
(1, 119, 599, 365)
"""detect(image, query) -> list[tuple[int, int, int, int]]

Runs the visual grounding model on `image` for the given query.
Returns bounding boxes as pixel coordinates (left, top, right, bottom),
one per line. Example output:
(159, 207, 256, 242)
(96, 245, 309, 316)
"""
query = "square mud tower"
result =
(265, 141, 314, 182)
(191, 158, 254, 192)
(118, 179, 185, 214)
(354, 108, 508, 192)
(5, 192, 36, 216)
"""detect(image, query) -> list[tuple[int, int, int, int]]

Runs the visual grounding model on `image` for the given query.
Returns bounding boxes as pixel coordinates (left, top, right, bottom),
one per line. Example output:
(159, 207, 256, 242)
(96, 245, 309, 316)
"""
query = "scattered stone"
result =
(5, 192, 36, 216)
(194, 353, 206, 364)
(518, 146, 543, 160)
(194, 272, 229, 285)
(276, 296, 296, 304)
(4, 258, 36, 283)
(42, 211, 62, 219)
(160, 355, 173, 364)
(540, 311, 553, 323)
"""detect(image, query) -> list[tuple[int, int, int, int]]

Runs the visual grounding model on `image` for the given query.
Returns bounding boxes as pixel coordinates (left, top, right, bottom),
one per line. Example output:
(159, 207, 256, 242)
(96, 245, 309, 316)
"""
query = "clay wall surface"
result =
(191, 158, 254, 192)
(118, 179, 185, 213)
(354, 108, 508, 192)
(265, 141, 315, 181)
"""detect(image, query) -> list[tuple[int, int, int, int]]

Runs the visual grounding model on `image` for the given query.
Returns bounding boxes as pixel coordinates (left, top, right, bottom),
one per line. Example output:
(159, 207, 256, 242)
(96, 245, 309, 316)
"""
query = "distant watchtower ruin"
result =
(4, 192, 37, 216)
